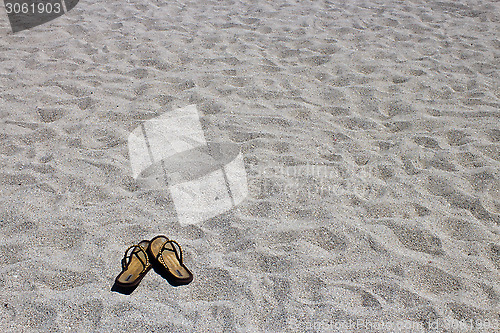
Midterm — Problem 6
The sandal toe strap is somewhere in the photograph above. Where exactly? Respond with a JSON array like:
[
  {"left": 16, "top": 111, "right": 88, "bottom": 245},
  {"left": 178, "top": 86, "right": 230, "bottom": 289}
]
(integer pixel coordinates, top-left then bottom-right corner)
[
  {"left": 157, "top": 240, "right": 183, "bottom": 266},
  {"left": 122, "top": 244, "right": 149, "bottom": 272}
]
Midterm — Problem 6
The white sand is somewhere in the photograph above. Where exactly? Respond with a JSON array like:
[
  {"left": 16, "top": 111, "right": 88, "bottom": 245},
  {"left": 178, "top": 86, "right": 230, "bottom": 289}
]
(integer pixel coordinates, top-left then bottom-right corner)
[{"left": 0, "top": 0, "right": 499, "bottom": 331}]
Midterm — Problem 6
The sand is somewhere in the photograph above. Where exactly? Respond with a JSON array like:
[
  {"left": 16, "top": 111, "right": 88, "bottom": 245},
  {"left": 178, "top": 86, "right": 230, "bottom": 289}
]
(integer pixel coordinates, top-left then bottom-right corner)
[{"left": 0, "top": 0, "right": 499, "bottom": 331}]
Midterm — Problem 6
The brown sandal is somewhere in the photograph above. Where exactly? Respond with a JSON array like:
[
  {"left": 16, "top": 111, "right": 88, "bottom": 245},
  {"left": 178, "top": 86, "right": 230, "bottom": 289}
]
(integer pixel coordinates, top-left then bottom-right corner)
[
  {"left": 148, "top": 235, "right": 193, "bottom": 286},
  {"left": 115, "top": 240, "right": 152, "bottom": 289}
]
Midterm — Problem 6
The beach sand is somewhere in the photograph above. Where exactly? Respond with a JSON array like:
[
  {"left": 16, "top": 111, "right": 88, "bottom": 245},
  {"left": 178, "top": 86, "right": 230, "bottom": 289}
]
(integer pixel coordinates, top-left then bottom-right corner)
[{"left": 0, "top": 0, "right": 499, "bottom": 331}]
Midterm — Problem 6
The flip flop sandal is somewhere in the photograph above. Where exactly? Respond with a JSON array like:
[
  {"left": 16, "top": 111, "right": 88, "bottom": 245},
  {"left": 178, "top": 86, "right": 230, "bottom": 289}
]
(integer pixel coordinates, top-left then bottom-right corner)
[
  {"left": 148, "top": 235, "right": 193, "bottom": 286},
  {"left": 115, "top": 240, "right": 152, "bottom": 289}
]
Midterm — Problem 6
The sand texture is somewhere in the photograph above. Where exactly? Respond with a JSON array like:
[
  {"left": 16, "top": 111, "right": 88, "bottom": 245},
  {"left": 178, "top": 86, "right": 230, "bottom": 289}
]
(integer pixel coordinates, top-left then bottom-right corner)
[{"left": 0, "top": 0, "right": 499, "bottom": 331}]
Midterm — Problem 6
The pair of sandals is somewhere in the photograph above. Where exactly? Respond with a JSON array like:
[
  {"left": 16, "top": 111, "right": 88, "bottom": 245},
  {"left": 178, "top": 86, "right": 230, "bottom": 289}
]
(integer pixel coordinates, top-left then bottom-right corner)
[{"left": 115, "top": 235, "right": 193, "bottom": 290}]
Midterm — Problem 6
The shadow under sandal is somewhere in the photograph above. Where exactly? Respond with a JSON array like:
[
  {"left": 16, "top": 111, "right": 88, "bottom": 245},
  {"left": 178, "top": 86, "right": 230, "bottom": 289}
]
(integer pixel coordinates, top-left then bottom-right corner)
[
  {"left": 148, "top": 236, "right": 193, "bottom": 286},
  {"left": 114, "top": 240, "right": 152, "bottom": 290}
]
